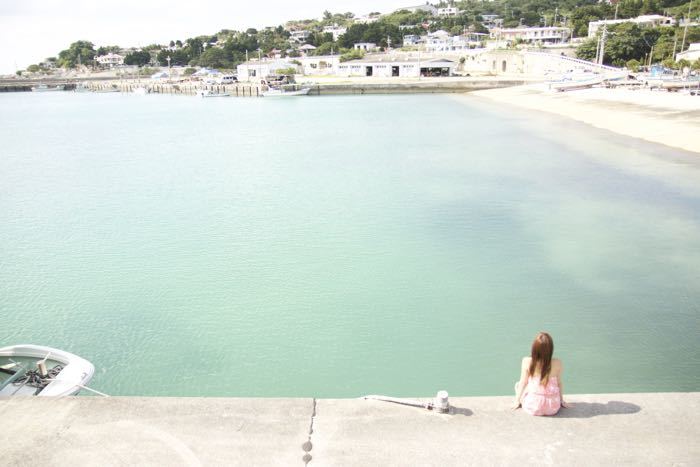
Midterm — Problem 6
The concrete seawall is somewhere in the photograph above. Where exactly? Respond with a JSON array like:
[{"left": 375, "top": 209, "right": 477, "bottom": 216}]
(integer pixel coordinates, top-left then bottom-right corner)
[
  {"left": 314, "top": 79, "right": 530, "bottom": 95},
  {"left": 2, "top": 392, "right": 698, "bottom": 466},
  {"left": 1, "top": 77, "right": 534, "bottom": 96}
]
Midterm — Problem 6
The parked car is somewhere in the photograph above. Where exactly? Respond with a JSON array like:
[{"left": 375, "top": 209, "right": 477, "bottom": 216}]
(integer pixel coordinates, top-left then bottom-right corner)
[{"left": 217, "top": 75, "right": 238, "bottom": 84}]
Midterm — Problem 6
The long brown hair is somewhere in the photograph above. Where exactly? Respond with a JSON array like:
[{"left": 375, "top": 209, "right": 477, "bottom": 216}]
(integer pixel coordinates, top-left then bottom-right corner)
[{"left": 528, "top": 332, "right": 554, "bottom": 385}]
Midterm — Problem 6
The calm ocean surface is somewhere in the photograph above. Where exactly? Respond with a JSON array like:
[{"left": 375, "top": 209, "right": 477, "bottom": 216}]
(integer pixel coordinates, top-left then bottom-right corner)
[{"left": 1, "top": 92, "right": 699, "bottom": 397}]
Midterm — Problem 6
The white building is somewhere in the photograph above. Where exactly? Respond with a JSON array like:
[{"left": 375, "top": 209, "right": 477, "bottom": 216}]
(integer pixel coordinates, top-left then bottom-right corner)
[
  {"left": 489, "top": 27, "right": 571, "bottom": 44},
  {"left": 425, "top": 33, "right": 487, "bottom": 52},
  {"left": 236, "top": 60, "right": 298, "bottom": 81},
  {"left": 587, "top": 15, "right": 675, "bottom": 38},
  {"left": 676, "top": 43, "right": 700, "bottom": 62},
  {"left": 96, "top": 53, "right": 124, "bottom": 67},
  {"left": 289, "top": 30, "right": 312, "bottom": 43},
  {"left": 354, "top": 42, "right": 378, "bottom": 52},
  {"left": 323, "top": 25, "right": 348, "bottom": 41},
  {"left": 299, "top": 55, "right": 340, "bottom": 75},
  {"left": 354, "top": 14, "right": 381, "bottom": 24},
  {"left": 437, "top": 7, "right": 460, "bottom": 17},
  {"left": 336, "top": 57, "right": 455, "bottom": 77},
  {"left": 403, "top": 34, "right": 424, "bottom": 46}
]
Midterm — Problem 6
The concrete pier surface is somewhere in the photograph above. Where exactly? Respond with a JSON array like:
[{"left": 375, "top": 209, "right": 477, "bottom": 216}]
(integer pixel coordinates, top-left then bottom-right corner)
[{"left": 2, "top": 392, "right": 698, "bottom": 466}]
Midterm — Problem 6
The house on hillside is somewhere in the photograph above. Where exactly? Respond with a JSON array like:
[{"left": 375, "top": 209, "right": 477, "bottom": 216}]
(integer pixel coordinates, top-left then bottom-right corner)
[
  {"left": 354, "top": 42, "right": 378, "bottom": 52},
  {"left": 96, "top": 53, "right": 124, "bottom": 67},
  {"left": 489, "top": 27, "right": 571, "bottom": 44},
  {"left": 323, "top": 25, "right": 348, "bottom": 41},
  {"left": 437, "top": 7, "right": 460, "bottom": 17},
  {"left": 289, "top": 30, "right": 312, "bottom": 43},
  {"left": 299, "top": 44, "right": 317, "bottom": 56},
  {"left": 403, "top": 34, "right": 424, "bottom": 46},
  {"left": 587, "top": 15, "right": 675, "bottom": 38}
]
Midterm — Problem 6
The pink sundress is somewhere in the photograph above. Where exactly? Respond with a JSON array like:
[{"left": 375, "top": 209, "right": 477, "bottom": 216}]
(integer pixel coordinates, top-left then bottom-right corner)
[{"left": 522, "top": 375, "right": 561, "bottom": 416}]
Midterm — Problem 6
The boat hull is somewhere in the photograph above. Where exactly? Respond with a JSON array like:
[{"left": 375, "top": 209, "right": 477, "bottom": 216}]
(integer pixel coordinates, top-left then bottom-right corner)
[
  {"left": 262, "top": 88, "right": 310, "bottom": 97},
  {"left": 0, "top": 345, "right": 94, "bottom": 397}
]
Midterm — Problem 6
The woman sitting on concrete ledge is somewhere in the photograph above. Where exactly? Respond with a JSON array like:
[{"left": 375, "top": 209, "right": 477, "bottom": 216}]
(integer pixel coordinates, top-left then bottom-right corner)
[{"left": 512, "top": 331, "right": 570, "bottom": 415}]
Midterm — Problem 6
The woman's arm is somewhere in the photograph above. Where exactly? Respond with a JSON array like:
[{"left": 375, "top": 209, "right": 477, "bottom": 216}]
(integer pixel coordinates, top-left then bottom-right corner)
[
  {"left": 557, "top": 360, "right": 571, "bottom": 408},
  {"left": 512, "top": 357, "right": 530, "bottom": 409}
]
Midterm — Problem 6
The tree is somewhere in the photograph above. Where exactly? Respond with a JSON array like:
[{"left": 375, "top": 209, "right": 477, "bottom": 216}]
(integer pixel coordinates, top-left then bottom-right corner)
[
  {"left": 340, "top": 49, "right": 364, "bottom": 62},
  {"left": 315, "top": 42, "right": 336, "bottom": 55},
  {"left": 198, "top": 47, "right": 232, "bottom": 68},
  {"left": 576, "top": 38, "right": 598, "bottom": 61},
  {"left": 27, "top": 64, "right": 40, "bottom": 73},
  {"left": 57, "top": 40, "right": 96, "bottom": 68},
  {"left": 96, "top": 45, "right": 121, "bottom": 56},
  {"left": 626, "top": 58, "right": 641, "bottom": 71},
  {"left": 604, "top": 23, "right": 655, "bottom": 66},
  {"left": 124, "top": 50, "right": 151, "bottom": 66}
]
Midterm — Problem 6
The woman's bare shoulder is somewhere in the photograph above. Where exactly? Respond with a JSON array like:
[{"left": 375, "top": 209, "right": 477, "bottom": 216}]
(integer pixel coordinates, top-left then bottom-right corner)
[
  {"left": 552, "top": 358, "right": 563, "bottom": 370},
  {"left": 521, "top": 356, "right": 531, "bottom": 367}
]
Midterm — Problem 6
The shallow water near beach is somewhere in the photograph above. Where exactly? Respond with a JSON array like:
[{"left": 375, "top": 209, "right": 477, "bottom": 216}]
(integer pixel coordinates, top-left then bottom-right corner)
[{"left": 1, "top": 92, "right": 699, "bottom": 397}]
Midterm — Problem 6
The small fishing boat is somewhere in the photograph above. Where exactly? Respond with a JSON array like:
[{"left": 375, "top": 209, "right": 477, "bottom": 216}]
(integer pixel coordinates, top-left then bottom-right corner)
[
  {"left": 0, "top": 345, "right": 95, "bottom": 396},
  {"left": 32, "top": 84, "right": 64, "bottom": 92},
  {"left": 261, "top": 87, "right": 310, "bottom": 97},
  {"left": 196, "top": 89, "right": 230, "bottom": 98}
]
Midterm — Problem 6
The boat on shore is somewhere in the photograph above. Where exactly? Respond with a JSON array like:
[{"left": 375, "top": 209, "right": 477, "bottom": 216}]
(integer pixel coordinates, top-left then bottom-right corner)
[{"left": 0, "top": 344, "right": 94, "bottom": 396}]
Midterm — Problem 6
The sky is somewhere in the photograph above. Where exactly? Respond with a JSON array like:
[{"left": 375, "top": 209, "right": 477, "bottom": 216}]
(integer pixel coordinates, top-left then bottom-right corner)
[{"left": 0, "top": 0, "right": 410, "bottom": 75}]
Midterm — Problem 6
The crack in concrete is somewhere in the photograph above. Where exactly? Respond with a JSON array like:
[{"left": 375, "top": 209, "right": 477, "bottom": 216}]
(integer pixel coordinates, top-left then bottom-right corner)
[{"left": 302, "top": 398, "right": 316, "bottom": 466}]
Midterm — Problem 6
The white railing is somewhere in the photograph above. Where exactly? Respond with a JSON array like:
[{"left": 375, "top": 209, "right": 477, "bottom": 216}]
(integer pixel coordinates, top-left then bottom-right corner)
[{"left": 524, "top": 51, "right": 622, "bottom": 72}]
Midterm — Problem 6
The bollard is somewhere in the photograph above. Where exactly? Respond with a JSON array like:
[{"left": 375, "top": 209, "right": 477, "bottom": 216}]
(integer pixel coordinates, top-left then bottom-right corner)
[{"left": 434, "top": 391, "right": 449, "bottom": 413}]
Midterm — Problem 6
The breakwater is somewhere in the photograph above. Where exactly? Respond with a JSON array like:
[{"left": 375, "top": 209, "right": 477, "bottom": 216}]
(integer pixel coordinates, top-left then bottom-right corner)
[
  {"left": 1, "top": 78, "right": 532, "bottom": 96},
  {"left": 2, "top": 393, "right": 698, "bottom": 466}
]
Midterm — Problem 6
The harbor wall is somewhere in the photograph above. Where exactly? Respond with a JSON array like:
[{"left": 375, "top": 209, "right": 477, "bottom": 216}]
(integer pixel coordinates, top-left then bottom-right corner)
[
  {"left": 2, "top": 392, "right": 698, "bottom": 466},
  {"left": 1, "top": 78, "right": 532, "bottom": 96}
]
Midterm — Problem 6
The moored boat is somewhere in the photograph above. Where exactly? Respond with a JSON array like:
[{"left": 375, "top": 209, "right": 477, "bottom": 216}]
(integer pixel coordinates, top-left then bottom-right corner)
[
  {"left": 0, "top": 345, "right": 95, "bottom": 396},
  {"left": 261, "top": 87, "right": 310, "bottom": 97},
  {"left": 196, "top": 89, "right": 230, "bottom": 98},
  {"left": 32, "top": 84, "right": 64, "bottom": 92}
]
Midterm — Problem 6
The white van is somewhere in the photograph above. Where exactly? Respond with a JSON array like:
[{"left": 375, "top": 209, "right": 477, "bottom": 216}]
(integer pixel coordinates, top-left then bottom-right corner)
[{"left": 217, "top": 75, "right": 238, "bottom": 84}]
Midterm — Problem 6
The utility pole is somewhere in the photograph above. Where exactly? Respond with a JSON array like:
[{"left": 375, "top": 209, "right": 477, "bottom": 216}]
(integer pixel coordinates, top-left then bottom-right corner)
[
  {"left": 673, "top": 35, "right": 679, "bottom": 61},
  {"left": 680, "top": 2, "right": 692, "bottom": 55},
  {"left": 598, "top": 24, "right": 608, "bottom": 65}
]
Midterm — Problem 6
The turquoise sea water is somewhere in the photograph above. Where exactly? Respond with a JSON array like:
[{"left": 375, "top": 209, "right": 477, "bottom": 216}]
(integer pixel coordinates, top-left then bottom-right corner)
[{"left": 1, "top": 92, "right": 699, "bottom": 397}]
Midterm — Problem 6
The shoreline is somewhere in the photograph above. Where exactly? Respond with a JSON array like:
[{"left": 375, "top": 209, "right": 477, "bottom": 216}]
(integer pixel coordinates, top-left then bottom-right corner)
[
  {"left": 466, "top": 85, "right": 700, "bottom": 154},
  {"left": 3, "top": 392, "right": 698, "bottom": 465}
]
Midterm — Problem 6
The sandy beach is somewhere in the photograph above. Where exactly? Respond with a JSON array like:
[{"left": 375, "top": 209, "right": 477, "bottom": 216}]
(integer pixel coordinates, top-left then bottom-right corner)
[{"left": 467, "top": 85, "right": 700, "bottom": 154}]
